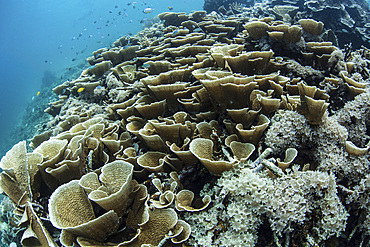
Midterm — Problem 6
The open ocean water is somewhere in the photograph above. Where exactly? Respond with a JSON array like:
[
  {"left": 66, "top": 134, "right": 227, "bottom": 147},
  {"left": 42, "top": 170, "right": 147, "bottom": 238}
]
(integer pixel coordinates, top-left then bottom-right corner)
[
  {"left": 1, "top": 0, "right": 370, "bottom": 246},
  {"left": 0, "top": 0, "right": 204, "bottom": 158}
]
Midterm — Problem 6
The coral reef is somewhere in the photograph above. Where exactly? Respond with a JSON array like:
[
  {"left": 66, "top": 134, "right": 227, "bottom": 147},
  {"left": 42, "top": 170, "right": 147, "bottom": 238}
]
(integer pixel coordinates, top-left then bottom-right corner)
[
  {"left": 203, "top": 0, "right": 370, "bottom": 49},
  {"left": 0, "top": 196, "right": 24, "bottom": 246},
  {"left": 185, "top": 164, "right": 348, "bottom": 246},
  {"left": 203, "top": 0, "right": 257, "bottom": 14},
  {"left": 270, "top": 0, "right": 370, "bottom": 48},
  {"left": 1, "top": 2, "right": 370, "bottom": 247}
]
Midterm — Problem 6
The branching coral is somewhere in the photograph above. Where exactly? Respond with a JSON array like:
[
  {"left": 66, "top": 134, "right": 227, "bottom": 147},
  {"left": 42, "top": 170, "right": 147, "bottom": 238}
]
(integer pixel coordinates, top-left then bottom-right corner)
[{"left": 185, "top": 161, "right": 348, "bottom": 246}]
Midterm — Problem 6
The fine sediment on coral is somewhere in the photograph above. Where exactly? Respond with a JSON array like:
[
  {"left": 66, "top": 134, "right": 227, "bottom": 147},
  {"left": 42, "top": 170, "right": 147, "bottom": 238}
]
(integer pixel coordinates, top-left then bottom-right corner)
[{"left": 1, "top": 2, "right": 370, "bottom": 247}]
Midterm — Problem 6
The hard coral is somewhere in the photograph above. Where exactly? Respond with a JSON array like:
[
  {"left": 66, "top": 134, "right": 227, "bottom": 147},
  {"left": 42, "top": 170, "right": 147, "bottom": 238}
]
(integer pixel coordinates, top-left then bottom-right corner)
[{"left": 2, "top": 2, "right": 370, "bottom": 247}]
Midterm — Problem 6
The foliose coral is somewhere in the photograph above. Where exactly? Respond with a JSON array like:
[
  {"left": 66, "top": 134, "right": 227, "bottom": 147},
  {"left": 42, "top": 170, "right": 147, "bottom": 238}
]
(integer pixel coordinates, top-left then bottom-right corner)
[{"left": 1, "top": 2, "right": 370, "bottom": 247}]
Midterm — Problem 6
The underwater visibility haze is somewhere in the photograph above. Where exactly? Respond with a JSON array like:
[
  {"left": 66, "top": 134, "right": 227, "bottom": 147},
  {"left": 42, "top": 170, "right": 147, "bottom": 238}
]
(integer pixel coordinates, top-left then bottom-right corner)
[
  {"left": 2, "top": 0, "right": 370, "bottom": 246},
  {"left": 0, "top": 0, "right": 203, "bottom": 157}
]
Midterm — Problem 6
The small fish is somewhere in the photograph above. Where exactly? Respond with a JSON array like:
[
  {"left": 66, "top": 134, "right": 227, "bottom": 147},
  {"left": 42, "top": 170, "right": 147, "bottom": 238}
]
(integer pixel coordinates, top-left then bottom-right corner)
[
  {"left": 168, "top": 7, "right": 173, "bottom": 10},
  {"left": 142, "top": 7, "right": 154, "bottom": 14},
  {"left": 109, "top": 10, "right": 112, "bottom": 13},
  {"left": 37, "top": 91, "right": 40, "bottom": 96},
  {"left": 172, "top": 30, "right": 179, "bottom": 36},
  {"left": 77, "top": 87, "right": 85, "bottom": 93},
  {"left": 72, "top": 58, "right": 76, "bottom": 61},
  {"left": 32, "top": 108, "right": 35, "bottom": 113},
  {"left": 115, "top": 5, "right": 119, "bottom": 8},
  {"left": 140, "top": 18, "right": 147, "bottom": 23},
  {"left": 44, "top": 60, "right": 48, "bottom": 63},
  {"left": 142, "top": 63, "right": 150, "bottom": 68}
]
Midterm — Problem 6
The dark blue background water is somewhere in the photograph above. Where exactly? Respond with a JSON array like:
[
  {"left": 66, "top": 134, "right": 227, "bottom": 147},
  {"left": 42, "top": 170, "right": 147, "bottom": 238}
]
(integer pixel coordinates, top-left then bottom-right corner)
[{"left": 0, "top": 0, "right": 203, "bottom": 156}]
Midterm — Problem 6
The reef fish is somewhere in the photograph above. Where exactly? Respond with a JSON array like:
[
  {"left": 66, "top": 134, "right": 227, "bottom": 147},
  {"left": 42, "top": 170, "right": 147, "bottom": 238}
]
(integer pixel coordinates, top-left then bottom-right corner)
[
  {"left": 142, "top": 7, "right": 154, "bottom": 14},
  {"left": 37, "top": 91, "right": 40, "bottom": 96},
  {"left": 172, "top": 30, "right": 179, "bottom": 36},
  {"left": 77, "top": 87, "right": 85, "bottom": 93}
]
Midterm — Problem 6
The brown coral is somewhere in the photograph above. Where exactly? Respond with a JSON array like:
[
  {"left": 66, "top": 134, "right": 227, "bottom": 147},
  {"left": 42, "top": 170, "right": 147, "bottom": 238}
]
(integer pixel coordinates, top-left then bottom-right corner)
[{"left": 1, "top": 6, "right": 368, "bottom": 247}]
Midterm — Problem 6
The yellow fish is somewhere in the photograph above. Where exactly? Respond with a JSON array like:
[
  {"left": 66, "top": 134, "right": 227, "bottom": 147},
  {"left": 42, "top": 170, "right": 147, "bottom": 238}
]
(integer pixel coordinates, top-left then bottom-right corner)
[
  {"left": 77, "top": 87, "right": 85, "bottom": 93},
  {"left": 37, "top": 91, "right": 40, "bottom": 96}
]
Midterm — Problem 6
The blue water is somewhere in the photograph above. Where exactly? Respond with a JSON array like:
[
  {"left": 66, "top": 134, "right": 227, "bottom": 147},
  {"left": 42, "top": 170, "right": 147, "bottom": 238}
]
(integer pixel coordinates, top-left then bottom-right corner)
[{"left": 0, "top": 0, "right": 204, "bottom": 156}]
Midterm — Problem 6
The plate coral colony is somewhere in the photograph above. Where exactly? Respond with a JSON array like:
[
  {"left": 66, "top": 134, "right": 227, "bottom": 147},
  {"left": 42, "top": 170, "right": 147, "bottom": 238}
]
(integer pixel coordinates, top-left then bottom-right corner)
[{"left": 1, "top": 1, "right": 370, "bottom": 246}]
